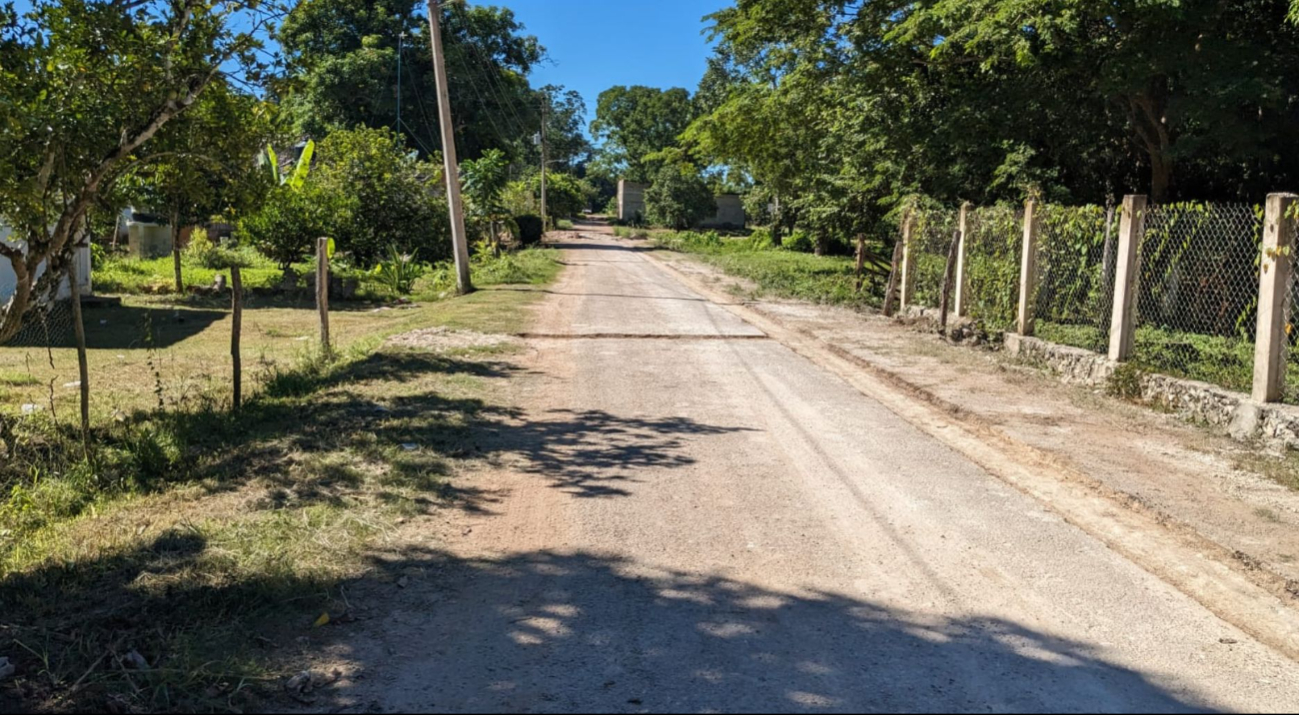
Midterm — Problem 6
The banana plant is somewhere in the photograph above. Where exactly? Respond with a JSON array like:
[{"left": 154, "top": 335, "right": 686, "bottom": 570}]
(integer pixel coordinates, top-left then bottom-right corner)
[{"left": 264, "top": 139, "right": 315, "bottom": 190}]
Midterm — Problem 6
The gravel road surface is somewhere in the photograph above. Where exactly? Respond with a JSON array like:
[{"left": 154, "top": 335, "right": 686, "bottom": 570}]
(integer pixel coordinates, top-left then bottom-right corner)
[{"left": 332, "top": 231, "right": 1299, "bottom": 713}]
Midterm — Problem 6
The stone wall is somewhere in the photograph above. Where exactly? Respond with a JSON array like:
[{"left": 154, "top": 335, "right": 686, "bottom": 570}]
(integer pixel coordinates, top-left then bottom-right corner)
[{"left": 1003, "top": 332, "right": 1299, "bottom": 450}]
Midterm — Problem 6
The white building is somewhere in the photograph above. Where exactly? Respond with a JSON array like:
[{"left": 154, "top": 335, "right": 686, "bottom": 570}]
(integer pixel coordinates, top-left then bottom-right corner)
[{"left": 0, "top": 222, "right": 93, "bottom": 306}]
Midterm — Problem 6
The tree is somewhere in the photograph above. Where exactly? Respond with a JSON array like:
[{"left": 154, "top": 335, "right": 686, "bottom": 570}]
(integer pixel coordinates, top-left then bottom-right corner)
[
  {"left": 277, "top": 0, "right": 543, "bottom": 161},
  {"left": 0, "top": 0, "right": 272, "bottom": 344},
  {"left": 310, "top": 126, "right": 449, "bottom": 266},
  {"left": 115, "top": 83, "right": 274, "bottom": 291},
  {"left": 645, "top": 161, "right": 716, "bottom": 230},
  {"left": 591, "top": 86, "right": 695, "bottom": 183},
  {"left": 461, "top": 148, "right": 511, "bottom": 256}
]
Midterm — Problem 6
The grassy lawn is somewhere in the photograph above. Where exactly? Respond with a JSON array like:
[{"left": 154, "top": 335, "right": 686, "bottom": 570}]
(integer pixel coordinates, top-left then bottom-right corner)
[
  {"left": 0, "top": 250, "right": 560, "bottom": 713},
  {"left": 646, "top": 229, "right": 885, "bottom": 308}
]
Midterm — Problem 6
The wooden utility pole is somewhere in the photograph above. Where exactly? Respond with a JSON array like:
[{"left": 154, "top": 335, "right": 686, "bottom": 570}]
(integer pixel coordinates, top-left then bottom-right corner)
[
  {"left": 425, "top": 0, "right": 473, "bottom": 294},
  {"left": 540, "top": 94, "right": 548, "bottom": 230}
]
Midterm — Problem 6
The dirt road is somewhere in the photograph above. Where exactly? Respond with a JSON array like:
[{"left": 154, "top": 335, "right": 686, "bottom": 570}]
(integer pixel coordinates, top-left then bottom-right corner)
[{"left": 324, "top": 229, "right": 1299, "bottom": 713}]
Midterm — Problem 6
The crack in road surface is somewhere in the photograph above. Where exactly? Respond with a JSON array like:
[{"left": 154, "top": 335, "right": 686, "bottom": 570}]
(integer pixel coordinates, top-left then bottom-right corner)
[{"left": 318, "top": 228, "right": 1299, "bottom": 714}]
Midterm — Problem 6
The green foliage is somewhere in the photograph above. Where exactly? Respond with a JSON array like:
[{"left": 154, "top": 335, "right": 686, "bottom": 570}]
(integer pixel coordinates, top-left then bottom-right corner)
[
  {"left": 0, "top": 0, "right": 271, "bottom": 343},
  {"left": 963, "top": 205, "right": 1023, "bottom": 333},
  {"left": 412, "top": 247, "right": 561, "bottom": 298},
  {"left": 514, "top": 215, "right": 544, "bottom": 246},
  {"left": 782, "top": 230, "right": 814, "bottom": 253},
  {"left": 1107, "top": 363, "right": 1148, "bottom": 401},
  {"left": 555, "top": 219, "right": 575, "bottom": 231},
  {"left": 313, "top": 127, "right": 450, "bottom": 266},
  {"left": 368, "top": 246, "right": 429, "bottom": 297},
  {"left": 591, "top": 85, "right": 696, "bottom": 183},
  {"left": 277, "top": 0, "right": 547, "bottom": 161},
  {"left": 544, "top": 173, "right": 597, "bottom": 220},
  {"left": 239, "top": 184, "right": 335, "bottom": 270},
  {"left": 645, "top": 162, "right": 716, "bottom": 230}
]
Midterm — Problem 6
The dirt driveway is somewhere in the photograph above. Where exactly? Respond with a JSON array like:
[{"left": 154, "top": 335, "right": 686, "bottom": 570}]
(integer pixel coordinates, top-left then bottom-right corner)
[{"left": 302, "top": 226, "right": 1299, "bottom": 713}]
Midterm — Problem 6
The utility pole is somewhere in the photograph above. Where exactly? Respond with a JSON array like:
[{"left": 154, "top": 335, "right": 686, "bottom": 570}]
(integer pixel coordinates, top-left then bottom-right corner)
[
  {"left": 539, "top": 94, "right": 548, "bottom": 230},
  {"left": 425, "top": 0, "right": 473, "bottom": 294},
  {"left": 396, "top": 31, "right": 405, "bottom": 134}
]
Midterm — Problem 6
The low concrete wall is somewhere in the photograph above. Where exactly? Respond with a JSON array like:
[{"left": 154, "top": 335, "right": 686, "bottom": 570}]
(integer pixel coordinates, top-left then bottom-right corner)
[
  {"left": 700, "top": 194, "right": 746, "bottom": 229},
  {"left": 1004, "top": 333, "right": 1299, "bottom": 450}
]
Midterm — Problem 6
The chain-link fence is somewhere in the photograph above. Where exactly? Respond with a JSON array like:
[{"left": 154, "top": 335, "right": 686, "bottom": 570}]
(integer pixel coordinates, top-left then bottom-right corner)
[
  {"left": 1133, "top": 202, "right": 1263, "bottom": 394},
  {"left": 1284, "top": 212, "right": 1299, "bottom": 404},
  {"left": 909, "top": 208, "right": 959, "bottom": 308},
  {"left": 962, "top": 205, "right": 1022, "bottom": 333},
  {"left": 1032, "top": 204, "right": 1118, "bottom": 353}
]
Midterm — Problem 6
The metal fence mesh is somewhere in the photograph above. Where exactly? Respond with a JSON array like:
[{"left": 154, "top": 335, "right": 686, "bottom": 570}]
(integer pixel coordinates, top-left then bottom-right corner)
[
  {"left": 962, "top": 205, "right": 1021, "bottom": 332},
  {"left": 909, "top": 208, "right": 959, "bottom": 308},
  {"left": 1134, "top": 202, "right": 1263, "bottom": 394},
  {"left": 1032, "top": 204, "right": 1118, "bottom": 353},
  {"left": 1284, "top": 213, "right": 1299, "bottom": 404}
]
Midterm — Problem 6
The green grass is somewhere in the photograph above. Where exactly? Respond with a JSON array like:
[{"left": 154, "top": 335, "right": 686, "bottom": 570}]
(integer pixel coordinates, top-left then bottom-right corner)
[
  {"left": 653, "top": 230, "right": 885, "bottom": 308},
  {"left": 0, "top": 250, "right": 562, "bottom": 712},
  {"left": 555, "top": 219, "right": 574, "bottom": 231},
  {"left": 95, "top": 253, "right": 287, "bottom": 294}
]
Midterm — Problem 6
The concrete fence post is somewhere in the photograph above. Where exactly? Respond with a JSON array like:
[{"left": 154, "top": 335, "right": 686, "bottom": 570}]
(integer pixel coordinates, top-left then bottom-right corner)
[
  {"left": 900, "top": 212, "right": 917, "bottom": 309},
  {"left": 954, "top": 202, "right": 972, "bottom": 317},
  {"left": 1252, "top": 193, "right": 1298, "bottom": 403},
  {"left": 1108, "top": 195, "right": 1147, "bottom": 362},
  {"left": 1017, "top": 200, "right": 1040, "bottom": 336}
]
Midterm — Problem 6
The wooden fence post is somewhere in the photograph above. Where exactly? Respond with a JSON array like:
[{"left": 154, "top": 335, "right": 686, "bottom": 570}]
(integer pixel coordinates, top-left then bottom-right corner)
[
  {"left": 899, "top": 212, "right": 917, "bottom": 310},
  {"left": 854, "top": 234, "right": 867, "bottom": 293},
  {"left": 231, "top": 266, "right": 243, "bottom": 411},
  {"left": 317, "top": 237, "right": 332, "bottom": 358},
  {"left": 66, "top": 236, "right": 91, "bottom": 452},
  {"left": 1017, "top": 200, "right": 1040, "bottom": 336},
  {"left": 954, "top": 202, "right": 972, "bottom": 317},
  {"left": 882, "top": 240, "right": 904, "bottom": 317},
  {"left": 1108, "top": 195, "right": 1147, "bottom": 361},
  {"left": 1252, "top": 193, "right": 1298, "bottom": 402},
  {"left": 939, "top": 229, "right": 961, "bottom": 334}
]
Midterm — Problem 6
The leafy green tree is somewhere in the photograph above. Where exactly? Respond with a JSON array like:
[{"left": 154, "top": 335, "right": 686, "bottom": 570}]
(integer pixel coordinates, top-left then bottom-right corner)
[
  {"left": 0, "top": 0, "right": 272, "bottom": 343},
  {"left": 115, "top": 83, "right": 274, "bottom": 291},
  {"left": 311, "top": 126, "right": 449, "bottom": 266},
  {"left": 239, "top": 183, "right": 334, "bottom": 271},
  {"left": 645, "top": 161, "right": 716, "bottom": 230},
  {"left": 461, "top": 148, "right": 512, "bottom": 256},
  {"left": 277, "top": 0, "right": 543, "bottom": 161},
  {"left": 591, "top": 86, "right": 695, "bottom": 183}
]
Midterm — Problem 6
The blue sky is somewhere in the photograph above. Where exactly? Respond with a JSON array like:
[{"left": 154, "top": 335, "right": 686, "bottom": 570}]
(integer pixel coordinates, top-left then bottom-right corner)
[
  {"left": 502, "top": 0, "right": 727, "bottom": 130},
  {"left": 8, "top": 0, "right": 725, "bottom": 132}
]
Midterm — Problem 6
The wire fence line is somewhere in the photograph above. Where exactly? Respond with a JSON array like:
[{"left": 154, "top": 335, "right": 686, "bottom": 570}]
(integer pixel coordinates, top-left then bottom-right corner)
[
  {"left": 1134, "top": 202, "right": 1263, "bottom": 395},
  {"left": 898, "top": 196, "right": 1299, "bottom": 404},
  {"left": 908, "top": 208, "right": 959, "bottom": 309},
  {"left": 962, "top": 205, "right": 1021, "bottom": 333},
  {"left": 1033, "top": 204, "right": 1118, "bottom": 354}
]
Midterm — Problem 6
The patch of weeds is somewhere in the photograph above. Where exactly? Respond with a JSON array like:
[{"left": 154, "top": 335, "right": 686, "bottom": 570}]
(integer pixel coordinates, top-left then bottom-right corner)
[
  {"left": 1234, "top": 449, "right": 1299, "bottom": 492},
  {"left": 1254, "top": 507, "right": 1284, "bottom": 524},
  {"left": 1107, "top": 362, "right": 1147, "bottom": 401}
]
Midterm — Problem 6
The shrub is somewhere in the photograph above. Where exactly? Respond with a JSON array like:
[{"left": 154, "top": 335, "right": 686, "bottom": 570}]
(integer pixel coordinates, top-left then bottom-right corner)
[
  {"left": 368, "top": 245, "right": 428, "bottom": 296},
  {"left": 515, "top": 215, "right": 544, "bottom": 246},
  {"left": 184, "top": 227, "right": 217, "bottom": 265},
  {"left": 313, "top": 127, "right": 450, "bottom": 266},
  {"left": 556, "top": 219, "right": 574, "bottom": 231},
  {"left": 239, "top": 184, "right": 332, "bottom": 269},
  {"left": 782, "top": 230, "right": 815, "bottom": 253},
  {"left": 645, "top": 162, "right": 716, "bottom": 230}
]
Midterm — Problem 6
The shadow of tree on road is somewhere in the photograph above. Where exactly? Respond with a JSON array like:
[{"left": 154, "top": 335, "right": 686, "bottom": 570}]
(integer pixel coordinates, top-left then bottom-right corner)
[{"left": 314, "top": 548, "right": 1212, "bottom": 714}]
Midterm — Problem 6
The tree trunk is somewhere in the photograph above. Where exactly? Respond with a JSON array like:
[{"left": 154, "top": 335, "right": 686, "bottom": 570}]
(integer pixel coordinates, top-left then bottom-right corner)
[
  {"left": 1149, "top": 155, "right": 1172, "bottom": 204},
  {"left": 231, "top": 266, "right": 243, "bottom": 411},
  {"left": 771, "top": 194, "right": 783, "bottom": 247},
  {"left": 854, "top": 234, "right": 867, "bottom": 292},
  {"left": 171, "top": 209, "right": 183, "bottom": 294}
]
